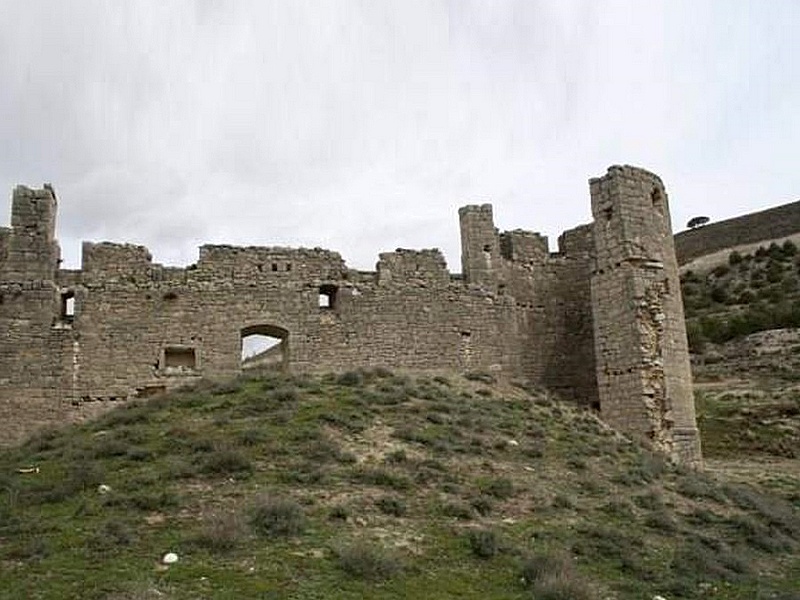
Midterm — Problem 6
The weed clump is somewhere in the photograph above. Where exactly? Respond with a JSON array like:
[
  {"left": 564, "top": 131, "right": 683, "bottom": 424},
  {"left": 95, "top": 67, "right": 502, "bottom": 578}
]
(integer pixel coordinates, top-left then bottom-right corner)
[
  {"left": 250, "top": 495, "right": 305, "bottom": 538},
  {"left": 375, "top": 496, "right": 406, "bottom": 517},
  {"left": 336, "top": 371, "right": 363, "bottom": 387},
  {"left": 467, "top": 528, "right": 499, "bottom": 558},
  {"left": 521, "top": 552, "right": 593, "bottom": 600},
  {"left": 464, "top": 371, "right": 496, "bottom": 384},
  {"left": 199, "top": 448, "right": 253, "bottom": 476},
  {"left": 194, "top": 511, "right": 244, "bottom": 553},
  {"left": 479, "top": 476, "right": 515, "bottom": 500},
  {"left": 334, "top": 540, "right": 403, "bottom": 580},
  {"left": 351, "top": 467, "right": 412, "bottom": 491}
]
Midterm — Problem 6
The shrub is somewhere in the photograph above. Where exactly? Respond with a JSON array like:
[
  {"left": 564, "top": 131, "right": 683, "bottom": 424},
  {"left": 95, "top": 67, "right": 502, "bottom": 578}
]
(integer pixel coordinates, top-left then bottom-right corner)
[
  {"left": 644, "top": 509, "right": 678, "bottom": 533},
  {"left": 470, "top": 495, "right": 494, "bottom": 516},
  {"left": 712, "top": 264, "right": 730, "bottom": 278},
  {"left": 375, "top": 496, "right": 406, "bottom": 517},
  {"left": 194, "top": 511, "right": 244, "bottom": 553},
  {"left": 384, "top": 449, "right": 407, "bottom": 464},
  {"left": 127, "top": 489, "right": 179, "bottom": 512},
  {"left": 669, "top": 540, "right": 750, "bottom": 584},
  {"left": 269, "top": 385, "right": 300, "bottom": 403},
  {"left": 328, "top": 505, "right": 350, "bottom": 521},
  {"left": 351, "top": 467, "right": 412, "bottom": 490},
  {"left": 676, "top": 473, "right": 725, "bottom": 502},
  {"left": 710, "top": 285, "right": 728, "bottom": 304},
  {"left": 200, "top": 448, "right": 253, "bottom": 476},
  {"left": 29, "top": 462, "right": 105, "bottom": 504},
  {"left": 336, "top": 371, "right": 363, "bottom": 386},
  {"left": 467, "top": 528, "right": 499, "bottom": 558},
  {"left": 464, "top": 371, "right": 496, "bottom": 384},
  {"left": 238, "top": 428, "right": 266, "bottom": 446},
  {"left": 766, "top": 260, "right": 785, "bottom": 283},
  {"left": 480, "top": 477, "right": 515, "bottom": 500},
  {"left": 728, "top": 250, "right": 743, "bottom": 265},
  {"left": 441, "top": 501, "right": 474, "bottom": 520},
  {"left": 768, "top": 242, "right": 786, "bottom": 261},
  {"left": 86, "top": 520, "right": 135, "bottom": 553},
  {"left": 521, "top": 552, "right": 593, "bottom": 600},
  {"left": 334, "top": 540, "right": 402, "bottom": 580},
  {"left": 250, "top": 495, "right": 305, "bottom": 538}
]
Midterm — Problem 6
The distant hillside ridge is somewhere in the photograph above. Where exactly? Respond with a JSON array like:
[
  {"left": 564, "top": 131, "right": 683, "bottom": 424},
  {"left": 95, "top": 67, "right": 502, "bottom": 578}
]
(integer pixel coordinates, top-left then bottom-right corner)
[{"left": 675, "top": 199, "right": 800, "bottom": 265}]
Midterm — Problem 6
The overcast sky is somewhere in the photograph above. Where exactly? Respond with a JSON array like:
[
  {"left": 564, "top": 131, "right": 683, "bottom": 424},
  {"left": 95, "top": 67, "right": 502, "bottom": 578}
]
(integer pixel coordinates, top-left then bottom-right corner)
[{"left": 1, "top": 1, "right": 798, "bottom": 271}]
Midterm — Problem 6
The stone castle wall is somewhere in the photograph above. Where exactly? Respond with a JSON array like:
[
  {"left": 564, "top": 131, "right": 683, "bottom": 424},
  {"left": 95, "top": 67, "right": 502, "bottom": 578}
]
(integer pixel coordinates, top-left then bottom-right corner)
[
  {"left": 675, "top": 199, "right": 800, "bottom": 265},
  {"left": 0, "top": 167, "right": 701, "bottom": 466}
]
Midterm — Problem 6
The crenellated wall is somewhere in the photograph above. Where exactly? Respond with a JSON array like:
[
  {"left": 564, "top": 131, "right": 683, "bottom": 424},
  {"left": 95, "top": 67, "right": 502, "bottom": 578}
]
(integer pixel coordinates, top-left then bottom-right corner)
[{"left": 0, "top": 167, "right": 701, "bottom": 467}]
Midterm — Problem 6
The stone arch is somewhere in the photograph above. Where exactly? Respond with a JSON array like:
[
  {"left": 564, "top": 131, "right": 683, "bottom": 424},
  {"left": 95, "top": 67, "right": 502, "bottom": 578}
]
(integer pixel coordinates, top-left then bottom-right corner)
[{"left": 240, "top": 323, "right": 289, "bottom": 371}]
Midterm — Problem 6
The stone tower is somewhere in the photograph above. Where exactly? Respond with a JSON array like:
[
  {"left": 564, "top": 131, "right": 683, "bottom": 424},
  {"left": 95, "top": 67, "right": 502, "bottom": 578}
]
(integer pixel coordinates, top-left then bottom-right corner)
[
  {"left": 590, "top": 165, "right": 702, "bottom": 467},
  {"left": 2, "top": 184, "right": 60, "bottom": 281},
  {"left": 0, "top": 185, "right": 71, "bottom": 442},
  {"left": 458, "top": 204, "right": 500, "bottom": 286}
]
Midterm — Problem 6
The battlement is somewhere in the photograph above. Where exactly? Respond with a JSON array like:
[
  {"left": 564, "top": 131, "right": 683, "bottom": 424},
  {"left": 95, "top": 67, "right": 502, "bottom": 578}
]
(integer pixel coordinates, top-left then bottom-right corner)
[{"left": 0, "top": 168, "right": 701, "bottom": 467}]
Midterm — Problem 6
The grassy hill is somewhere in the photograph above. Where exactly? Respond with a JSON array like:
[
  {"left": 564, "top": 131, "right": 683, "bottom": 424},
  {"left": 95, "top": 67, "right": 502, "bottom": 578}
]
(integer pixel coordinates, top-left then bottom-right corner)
[
  {"left": 681, "top": 240, "right": 800, "bottom": 471},
  {"left": 1, "top": 369, "right": 798, "bottom": 599},
  {"left": 682, "top": 240, "right": 800, "bottom": 351}
]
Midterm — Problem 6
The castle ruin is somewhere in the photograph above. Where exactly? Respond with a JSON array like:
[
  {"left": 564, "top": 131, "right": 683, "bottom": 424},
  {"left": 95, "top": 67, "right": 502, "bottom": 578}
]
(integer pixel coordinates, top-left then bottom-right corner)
[{"left": 0, "top": 165, "right": 701, "bottom": 466}]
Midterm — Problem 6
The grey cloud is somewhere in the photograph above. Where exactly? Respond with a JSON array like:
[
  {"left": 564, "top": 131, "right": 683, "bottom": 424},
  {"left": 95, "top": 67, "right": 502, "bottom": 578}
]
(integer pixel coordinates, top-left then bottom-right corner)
[{"left": 1, "top": 1, "right": 798, "bottom": 271}]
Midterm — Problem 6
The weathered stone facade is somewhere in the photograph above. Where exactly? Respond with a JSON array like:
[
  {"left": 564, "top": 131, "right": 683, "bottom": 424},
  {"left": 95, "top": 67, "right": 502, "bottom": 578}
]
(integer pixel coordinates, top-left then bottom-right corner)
[{"left": 0, "top": 165, "right": 701, "bottom": 466}]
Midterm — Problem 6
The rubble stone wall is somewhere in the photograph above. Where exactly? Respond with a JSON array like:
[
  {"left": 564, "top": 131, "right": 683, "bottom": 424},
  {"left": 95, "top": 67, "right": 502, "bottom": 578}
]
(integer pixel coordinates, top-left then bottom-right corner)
[{"left": 0, "top": 167, "right": 701, "bottom": 467}]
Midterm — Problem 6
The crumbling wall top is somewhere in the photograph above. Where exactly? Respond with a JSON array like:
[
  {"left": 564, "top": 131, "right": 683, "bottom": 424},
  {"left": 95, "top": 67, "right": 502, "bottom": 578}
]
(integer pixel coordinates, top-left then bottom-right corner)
[
  {"left": 376, "top": 248, "right": 449, "bottom": 286},
  {"left": 557, "top": 223, "right": 593, "bottom": 257},
  {"left": 81, "top": 241, "right": 154, "bottom": 283},
  {"left": 499, "top": 229, "right": 548, "bottom": 263}
]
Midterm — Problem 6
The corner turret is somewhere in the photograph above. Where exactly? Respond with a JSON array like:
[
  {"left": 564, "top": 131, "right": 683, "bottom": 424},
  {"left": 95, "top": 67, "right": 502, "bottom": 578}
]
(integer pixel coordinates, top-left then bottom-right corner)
[{"left": 590, "top": 165, "right": 701, "bottom": 467}]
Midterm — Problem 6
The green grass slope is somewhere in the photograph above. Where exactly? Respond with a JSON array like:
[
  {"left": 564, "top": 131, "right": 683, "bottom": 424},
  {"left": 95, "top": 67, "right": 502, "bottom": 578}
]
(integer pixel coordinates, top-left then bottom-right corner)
[
  {"left": 682, "top": 240, "right": 800, "bottom": 350},
  {"left": 1, "top": 370, "right": 799, "bottom": 599}
]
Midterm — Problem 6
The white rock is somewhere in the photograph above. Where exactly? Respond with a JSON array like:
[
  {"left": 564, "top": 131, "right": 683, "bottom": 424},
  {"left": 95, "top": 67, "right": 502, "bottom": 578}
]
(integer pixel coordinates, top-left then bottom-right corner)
[
  {"left": 161, "top": 552, "right": 179, "bottom": 564},
  {"left": 97, "top": 484, "right": 112, "bottom": 494},
  {"left": 507, "top": 439, "right": 519, "bottom": 446}
]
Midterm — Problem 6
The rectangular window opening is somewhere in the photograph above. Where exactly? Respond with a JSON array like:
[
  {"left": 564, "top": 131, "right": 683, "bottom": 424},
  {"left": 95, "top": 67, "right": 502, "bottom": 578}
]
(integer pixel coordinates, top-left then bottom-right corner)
[
  {"left": 318, "top": 285, "right": 337, "bottom": 309},
  {"left": 61, "top": 292, "right": 75, "bottom": 322},
  {"left": 163, "top": 347, "right": 197, "bottom": 370}
]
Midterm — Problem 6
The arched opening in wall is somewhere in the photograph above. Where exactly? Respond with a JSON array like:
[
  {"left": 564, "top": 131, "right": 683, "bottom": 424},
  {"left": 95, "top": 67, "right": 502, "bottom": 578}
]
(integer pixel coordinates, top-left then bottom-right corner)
[{"left": 241, "top": 324, "right": 289, "bottom": 371}]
